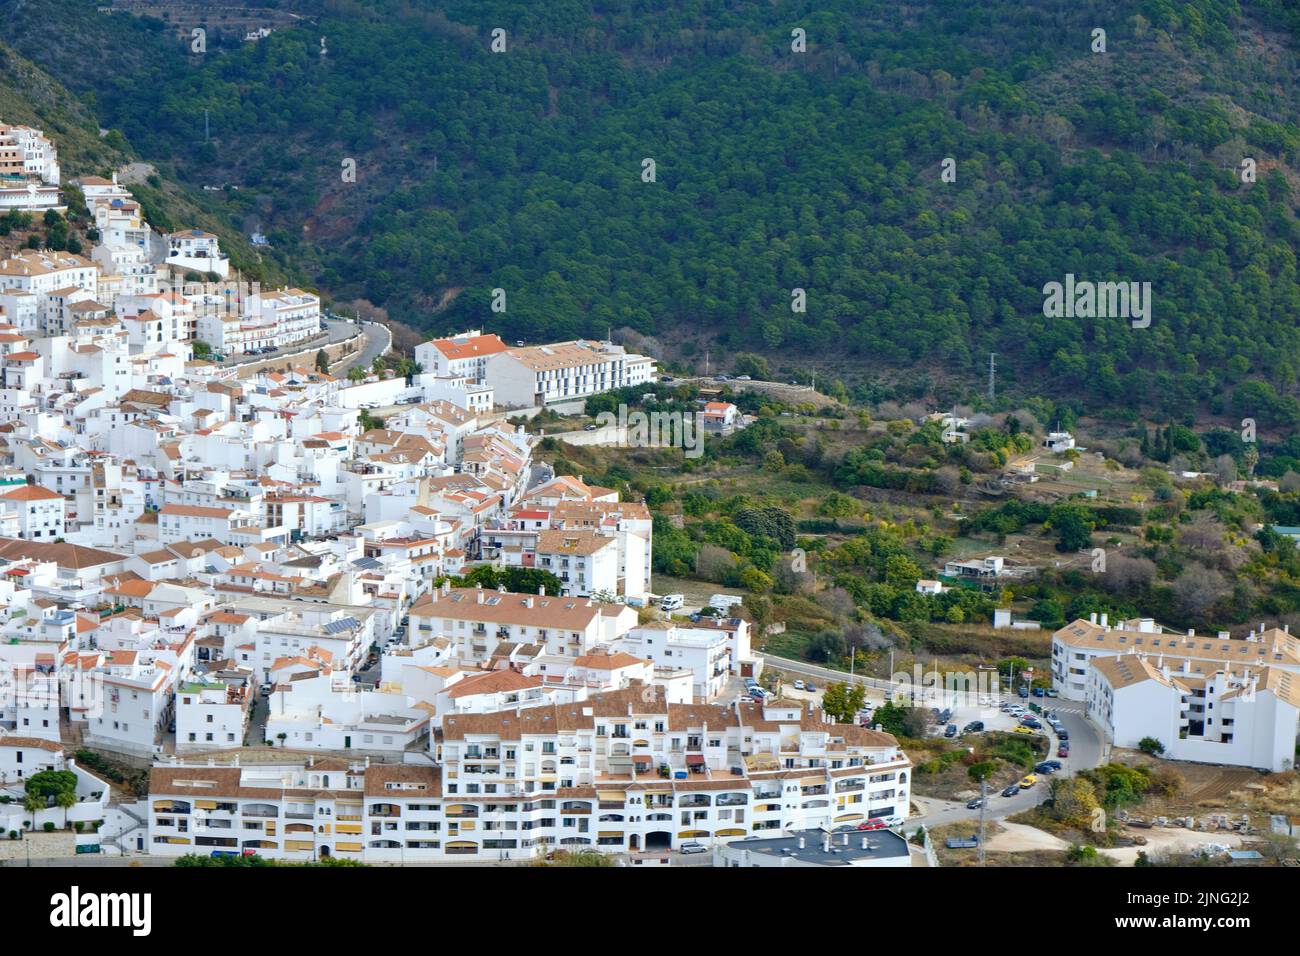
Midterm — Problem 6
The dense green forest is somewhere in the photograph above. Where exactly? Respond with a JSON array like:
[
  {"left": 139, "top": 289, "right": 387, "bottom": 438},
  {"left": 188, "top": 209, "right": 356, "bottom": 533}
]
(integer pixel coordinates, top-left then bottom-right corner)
[{"left": 6, "top": 0, "right": 1300, "bottom": 416}]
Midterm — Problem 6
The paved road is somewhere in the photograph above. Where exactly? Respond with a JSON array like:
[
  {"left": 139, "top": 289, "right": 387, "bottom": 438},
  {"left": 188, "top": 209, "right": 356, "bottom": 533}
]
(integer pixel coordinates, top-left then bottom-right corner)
[
  {"left": 335, "top": 319, "right": 392, "bottom": 374},
  {"left": 907, "top": 703, "right": 1103, "bottom": 831}
]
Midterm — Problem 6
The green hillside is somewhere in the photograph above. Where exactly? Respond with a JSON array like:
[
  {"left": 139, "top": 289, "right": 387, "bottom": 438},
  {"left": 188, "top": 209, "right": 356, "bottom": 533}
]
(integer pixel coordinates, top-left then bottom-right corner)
[{"left": 5, "top": 0, "right": 1300, "bottom": 421}]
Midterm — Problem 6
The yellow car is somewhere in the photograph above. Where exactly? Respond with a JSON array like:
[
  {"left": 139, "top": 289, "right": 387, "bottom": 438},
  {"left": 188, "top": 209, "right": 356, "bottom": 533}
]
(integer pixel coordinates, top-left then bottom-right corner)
[
  {"left": 1012, "top": 725, "right": 1035, "bottom": 735},
  {"left": 1019, "top": 774, "right": 1038, "bottom": 789}
]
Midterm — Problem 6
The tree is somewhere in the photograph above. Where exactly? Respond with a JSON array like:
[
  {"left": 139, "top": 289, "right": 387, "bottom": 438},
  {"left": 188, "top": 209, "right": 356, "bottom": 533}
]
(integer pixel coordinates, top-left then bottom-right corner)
[
  {"left": 1137, "top": 736, "right": 1165, "bottom": 755},
  {"left": 967, "top": 761, "right": 997, "bottom": 782},
  {"left": 1171, "top": 565, "right": 1228, "bottom": 619},
  {"left": 820, "top": 681, "right": 866, "bottom": 722},
  {"left": 1049, "top": 776, "right": 1101, "bottom": 828},
  {"left": 315, "top": 349, "right": 330, "bottom": 373},
  {"left": 347, "top": 366, "right": 366, "bottom": 383},
  {"left": 732, "top": 353, "right": 771, "bottom": 379},
  {"left": 1048, "top": 503, "right": 1096, "bottom": 552},
  {"left": 55, "top": 789, "right": 77, "bottom": 828},
  {"left": 23, "top": 791, "right": 44, "bottom": 820}
]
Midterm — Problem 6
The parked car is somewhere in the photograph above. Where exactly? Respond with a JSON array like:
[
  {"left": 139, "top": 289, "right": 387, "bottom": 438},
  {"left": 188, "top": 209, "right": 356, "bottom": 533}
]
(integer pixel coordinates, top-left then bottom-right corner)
[
  {"left": 678, "top": 841, "right": 708, "bottom": 855},
  {"left": 1019, "top": 717, "right": 1041, "bottom": 729},
  {"left": 660, "top": 594, "right": 684, "bottom": 611},
  {"left": 857, "top": 819, "right": 887, "bottom": 831},
  {"left": 1058, "top": 744, "right": 1070, "bottom": 758},
  {"left": 944, "top": 724, "right": 958, "bottom": 738},
  {"left": 1002, "top": 784, "right": 1021, "bottom": 797},
  {"left": 1057, "top": 729, "right": 1069, "bottom": 741},
  {"left": 966, "top": 797, "right": 986, "bottom": 810},
  {"left": 735, "top": 375, "right": 751, "bottom": 381},
  {"left": 1032, "top": 687, "right": 1046, "bottom": 697},
  {"left": 1045, "top": 688, "right": 1059, "bottom": 697},
  {"left": 1018, "top": 687, "right": 1029, "bottom": 698},
  {"left": 1018, "top": 774, "right": 1038, "bottom": 789},
  {"left": 793, "top": 680, "right": 806, "bottom": 691},
  {"left": 962, "top": 721, "right": 985, "bottom": 733},
  {"left": 583, "top": 423, "right": 598, "bottom": 431},
  {"left": 1034, "top": 762, "right": 1057, "bottom": 775},
  {"left": 1012, "top": 726, "right": 1034, "bottom": 735},
  {"left": 1043, "top": 760, "right": 1063, "bottom": 770},
  {"left": 805, "top": 683, "right": 816, "bottom": 693}
]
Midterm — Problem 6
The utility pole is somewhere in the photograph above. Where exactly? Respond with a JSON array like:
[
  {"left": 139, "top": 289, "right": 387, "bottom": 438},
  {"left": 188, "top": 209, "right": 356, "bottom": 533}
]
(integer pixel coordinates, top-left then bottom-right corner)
[{"left": 978, "top": 776, "right": 987, "bottom": 867}]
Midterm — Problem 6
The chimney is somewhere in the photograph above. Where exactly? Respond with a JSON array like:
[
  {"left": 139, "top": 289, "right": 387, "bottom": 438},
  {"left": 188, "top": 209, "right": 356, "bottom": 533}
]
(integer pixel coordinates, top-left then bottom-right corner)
[
  {"left": 524, "top": 597, "right": 533, "bottom": 609},
  {"left": 1100, "top": 613, "right": 1108, "bottom": 628},
  {"left": 538, "top": 585, "right": 545, "bottom": 596},
  {"left": 1089, "top": 612, "right": 1097, "bottom": 625},
  {"left": 477, "top": 590, "right": 484, "bottom": 605},
  {"left": 822, "top": 831, "right": 831, "bottom": 853},
  {"left": 841, "top": 833, "right": 849, "bottom": 847},
  {"left": 798, "top": 836, "right": 805, "bottom": 849},
  {"left": 1187, "top": 628, "right": 1194, "bottom": 638}
]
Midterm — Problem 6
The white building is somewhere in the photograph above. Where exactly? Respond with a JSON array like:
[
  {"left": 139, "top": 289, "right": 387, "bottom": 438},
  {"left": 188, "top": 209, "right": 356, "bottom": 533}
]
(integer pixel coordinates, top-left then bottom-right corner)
[
  {"left": 1055, "top": 616, "right": 1300, "bottom": 772},
  {"left": 165, "top": 229, "right": 230, "bottom": 279},
  {"left": 484, "top": 339, "right": 656, "bottom": 409},
  {"left": 175, "top": 675, "right": 252, "bottom": 753},
  {"left": 414, "top": 330, "right": 507, "bottom": 383},
  {"left": 146, "top": 686, "right": 911, "bottom": 862},
  {"left": 1, "top": 483, "right": 66, "bottom": 540}
]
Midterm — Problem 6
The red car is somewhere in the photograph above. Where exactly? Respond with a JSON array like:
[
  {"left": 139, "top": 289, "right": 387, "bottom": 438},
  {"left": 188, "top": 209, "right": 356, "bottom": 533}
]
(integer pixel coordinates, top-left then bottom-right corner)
[
  {"left": 857, "top": 820, "right": 887, "bottom": 831},
  {"left": 1058, "top": 745, "right": 1070, "bottom": 758}
]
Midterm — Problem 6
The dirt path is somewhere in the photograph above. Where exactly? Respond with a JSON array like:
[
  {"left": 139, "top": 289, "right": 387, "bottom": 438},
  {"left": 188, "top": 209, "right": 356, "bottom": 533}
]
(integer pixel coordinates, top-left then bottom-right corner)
[{"left": 982, "top": 822, "right": 1070, "bottom": 853}]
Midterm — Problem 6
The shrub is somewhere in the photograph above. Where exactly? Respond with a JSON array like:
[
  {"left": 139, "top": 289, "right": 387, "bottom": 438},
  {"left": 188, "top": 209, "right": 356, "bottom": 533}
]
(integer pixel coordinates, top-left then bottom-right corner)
[
  {"left": 43, "top": 822, "right": 55, "bottom": 832},
  {"left": 1138, "top": 736, "right": 1165, "bottom": 755}
]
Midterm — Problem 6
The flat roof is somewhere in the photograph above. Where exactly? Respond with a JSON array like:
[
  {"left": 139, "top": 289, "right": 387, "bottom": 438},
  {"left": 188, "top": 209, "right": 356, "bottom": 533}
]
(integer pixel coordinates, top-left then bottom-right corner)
[{"left": 725, "top": 827, "right": 911, "bottom": 866}]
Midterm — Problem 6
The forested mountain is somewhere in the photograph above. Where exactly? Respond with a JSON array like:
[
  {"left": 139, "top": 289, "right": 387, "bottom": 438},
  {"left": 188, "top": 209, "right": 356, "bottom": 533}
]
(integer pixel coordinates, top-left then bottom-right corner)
[{"left": 7, "top": 0, "right": 1300, "bottom": 419}]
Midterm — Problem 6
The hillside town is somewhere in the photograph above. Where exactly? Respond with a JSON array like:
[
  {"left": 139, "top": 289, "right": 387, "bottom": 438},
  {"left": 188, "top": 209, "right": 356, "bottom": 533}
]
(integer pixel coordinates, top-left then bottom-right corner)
[
  {"left": 1, "top": 117, "right": 1297, "bottom": 880},
  {"left": 0, "top": 121, "right": 921, "bottom": 867}
]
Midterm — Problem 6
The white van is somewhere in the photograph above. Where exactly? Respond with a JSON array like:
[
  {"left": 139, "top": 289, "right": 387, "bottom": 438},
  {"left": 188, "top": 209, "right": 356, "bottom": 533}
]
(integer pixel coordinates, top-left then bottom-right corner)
[
  {"left": 660, "top": 593, "right": 685, "bottom": 611},
  {"left": 708, "top": 594, "right": 744, "bottom": 613}
]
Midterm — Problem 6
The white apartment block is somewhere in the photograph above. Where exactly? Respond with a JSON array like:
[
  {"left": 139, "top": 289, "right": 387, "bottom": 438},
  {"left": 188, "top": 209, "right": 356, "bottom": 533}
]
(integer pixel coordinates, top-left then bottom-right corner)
[
  {"left": 1086, "top": 655, "right": 1299, "bottom": 772},
  {"left": 414, "top": 330, "right": 508, "bottom": 383},
  {"left": 484, "top": 339, "right": 656, "bottom": 409},
  {"left": 146, "top": 686, "right": 910, "bottom": 862},
  {"left": 0, "top": 123, "right": 60, "bottom": 184},
  {"left": 1054, "top": 615, "right": 1300, "bottom": 771},
  {"left": 0, "top": 123, "right": 61, "bottom": 213},
  {"left": 407, "top": 584, "right": 638, "bottom": 663}
]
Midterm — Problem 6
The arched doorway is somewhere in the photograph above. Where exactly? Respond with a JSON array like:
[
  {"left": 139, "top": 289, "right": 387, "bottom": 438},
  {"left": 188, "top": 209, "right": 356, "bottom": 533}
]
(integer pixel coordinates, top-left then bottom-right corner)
[
  {"left": 645, "top": 830, "right": 671, "bottom": 850},
  {"left": 629, "top": 834, "right": 640, "bottom": 851},
  {"left": 319, "top": 846, "right": 331, "bottom": 859}
]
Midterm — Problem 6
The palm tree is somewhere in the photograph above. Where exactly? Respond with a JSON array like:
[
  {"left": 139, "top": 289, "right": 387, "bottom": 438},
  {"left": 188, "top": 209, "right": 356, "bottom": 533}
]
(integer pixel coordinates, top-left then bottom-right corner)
[
  {"left": 22, "top": 790, "right": 44, "bottom": 827},
  {"left": 56, "top": 789, "right": 77, "bottom": 828}
]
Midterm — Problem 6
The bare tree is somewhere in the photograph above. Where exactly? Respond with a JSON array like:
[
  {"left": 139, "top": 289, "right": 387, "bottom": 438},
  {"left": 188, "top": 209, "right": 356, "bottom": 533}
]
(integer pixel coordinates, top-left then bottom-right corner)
[
  {"left": 1172, "top": 565, "right": 1228, "bottom": 620},
  {"left": 1102, "top": 553, "right": 1157, "bottom": 593}
]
